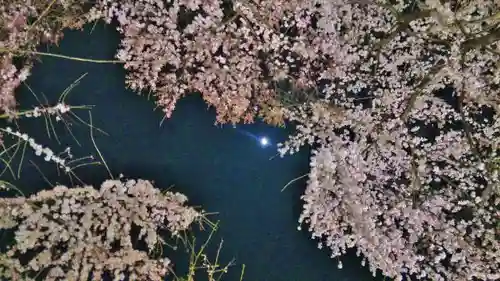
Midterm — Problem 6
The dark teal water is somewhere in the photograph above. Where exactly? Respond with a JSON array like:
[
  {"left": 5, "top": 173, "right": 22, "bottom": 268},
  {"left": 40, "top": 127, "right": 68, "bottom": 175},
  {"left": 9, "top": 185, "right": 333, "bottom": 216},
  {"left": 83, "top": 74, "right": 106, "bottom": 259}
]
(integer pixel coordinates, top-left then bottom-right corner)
[{"left": 5, "top": 23, "right": 380, "bottom": 281}]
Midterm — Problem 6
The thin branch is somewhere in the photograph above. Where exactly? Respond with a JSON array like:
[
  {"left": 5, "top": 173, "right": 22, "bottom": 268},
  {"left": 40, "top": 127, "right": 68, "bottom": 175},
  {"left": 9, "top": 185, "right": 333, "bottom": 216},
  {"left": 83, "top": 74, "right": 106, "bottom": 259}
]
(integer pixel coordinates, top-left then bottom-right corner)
[
  {"left": 89, "top": 112, "right": 113, "bottom": 179},
  {"left": 29, "top": 160, "right": 53, "bottom": 188},
  {"left": 281, "top": 173, "right": 308, "bottom": 191},
  {"left": 28, "top": 0, "right": 58, "bottom": 31},
  {"left": 0, "top": 48, "right": 124, "bottom": 64}
]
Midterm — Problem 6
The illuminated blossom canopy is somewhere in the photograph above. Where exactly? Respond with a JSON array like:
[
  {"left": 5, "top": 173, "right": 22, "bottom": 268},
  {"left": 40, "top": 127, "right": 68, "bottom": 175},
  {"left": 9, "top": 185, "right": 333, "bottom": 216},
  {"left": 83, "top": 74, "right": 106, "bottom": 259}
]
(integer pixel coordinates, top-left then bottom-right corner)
[{"left": 0, "top": 0, "right": 498, "bottom": 280}]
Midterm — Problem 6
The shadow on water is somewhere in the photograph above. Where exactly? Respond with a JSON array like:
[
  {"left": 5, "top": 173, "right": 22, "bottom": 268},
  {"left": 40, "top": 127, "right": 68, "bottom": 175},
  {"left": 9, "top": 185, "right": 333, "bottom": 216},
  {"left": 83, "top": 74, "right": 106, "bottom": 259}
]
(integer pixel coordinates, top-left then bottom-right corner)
[{"left": 3, "top": 23, "right": 380, "bottom": 281}]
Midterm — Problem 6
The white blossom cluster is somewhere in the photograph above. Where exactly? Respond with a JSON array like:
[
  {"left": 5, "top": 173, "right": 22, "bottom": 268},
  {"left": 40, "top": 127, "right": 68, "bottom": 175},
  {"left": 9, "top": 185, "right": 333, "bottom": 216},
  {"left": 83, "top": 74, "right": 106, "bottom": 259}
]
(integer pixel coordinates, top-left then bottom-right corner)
[
  {"left": 0, "top": 54, "right": 31, "bottom": 118},
  {"left": 23, "top": 103, "right": 71, "bottom": 118},
  {"left": 276, "top": 0, "right": 500, "bottom": 280},
  {"left": 0, "top": 179, "right": 201, "bottom": 281},
  {"left": 0, "top": 0, "right": 89, "bottom": 120},
  {"left": 1, "top": 126, "right": 73, "bottom": 172},
  {"left": 86, "top": 0, "right": 340, "bottom": 123}
]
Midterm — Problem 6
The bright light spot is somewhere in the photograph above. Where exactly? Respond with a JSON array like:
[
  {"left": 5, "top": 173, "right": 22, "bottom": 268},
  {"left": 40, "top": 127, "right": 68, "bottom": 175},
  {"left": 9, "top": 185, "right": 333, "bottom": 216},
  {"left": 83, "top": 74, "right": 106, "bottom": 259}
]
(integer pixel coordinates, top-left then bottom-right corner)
[{"left": 259, "top": 137, "right": 269, "bottom": 147}]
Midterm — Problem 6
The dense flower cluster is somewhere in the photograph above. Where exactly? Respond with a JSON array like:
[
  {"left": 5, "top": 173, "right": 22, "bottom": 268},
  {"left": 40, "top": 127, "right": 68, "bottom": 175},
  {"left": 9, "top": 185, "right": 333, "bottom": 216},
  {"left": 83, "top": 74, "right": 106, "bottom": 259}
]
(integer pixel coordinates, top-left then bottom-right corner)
[
  {"left": 277, "top": 0, "right": 500, "bottom": 280},
  {"left": 0, "top": 55, "right": 30, "bottom": 117},
  {"left": 0, "top": 178, "right": 201, "bottom": 281},
  {"left": 87, "top": 0, "right": 340, "bottom": 124},
  {"left": 0, "top": 0, "right": 87, "bottom": 117}
]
